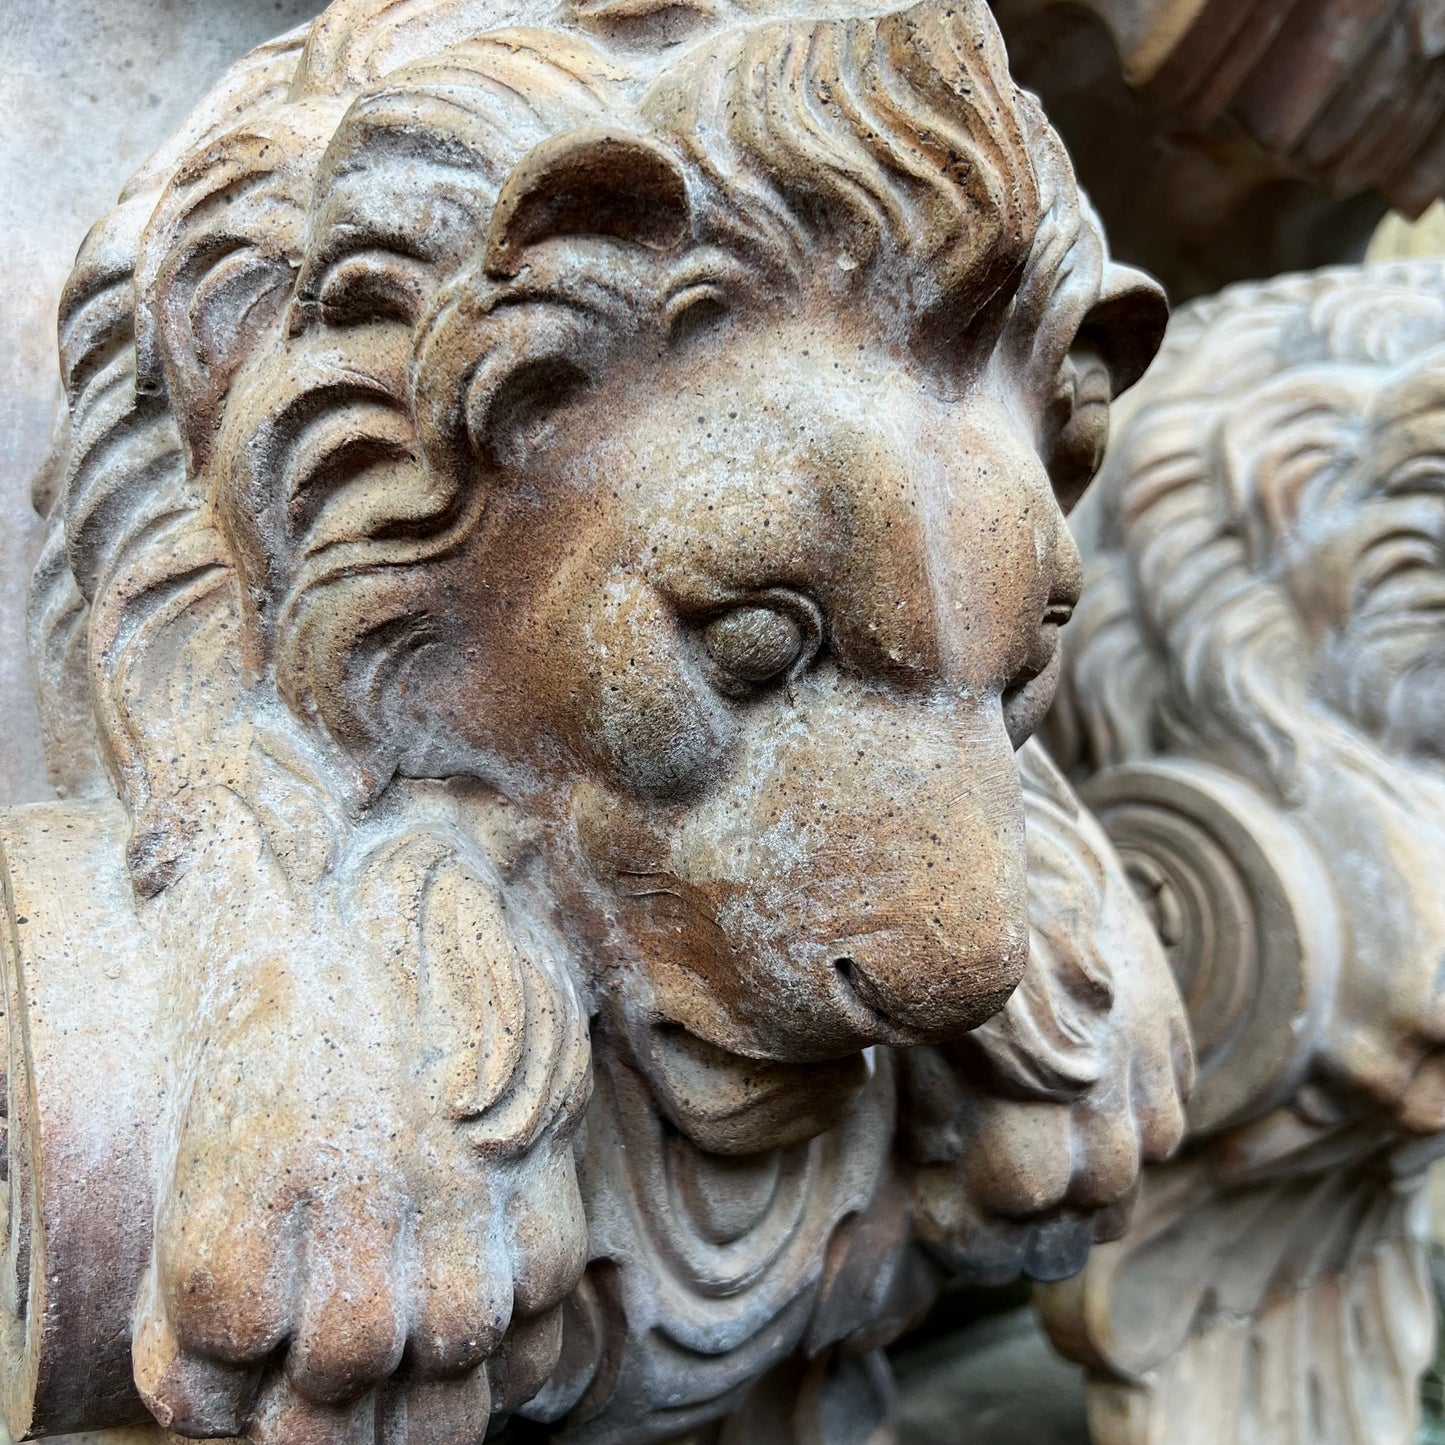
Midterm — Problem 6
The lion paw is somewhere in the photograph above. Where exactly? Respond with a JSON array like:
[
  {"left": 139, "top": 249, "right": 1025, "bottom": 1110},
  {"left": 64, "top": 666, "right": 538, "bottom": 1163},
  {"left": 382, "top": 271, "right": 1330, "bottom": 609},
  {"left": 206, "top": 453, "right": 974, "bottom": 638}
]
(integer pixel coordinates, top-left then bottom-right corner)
[
  {"left": 132, "top": 832, "right": 589, "bottom": 1443},
  {"left": 134, "top": 998, "right": 586, "bottom": 1442},
  {"left": 901, "top": 744, "right": 1193, "bottom": 1285}
]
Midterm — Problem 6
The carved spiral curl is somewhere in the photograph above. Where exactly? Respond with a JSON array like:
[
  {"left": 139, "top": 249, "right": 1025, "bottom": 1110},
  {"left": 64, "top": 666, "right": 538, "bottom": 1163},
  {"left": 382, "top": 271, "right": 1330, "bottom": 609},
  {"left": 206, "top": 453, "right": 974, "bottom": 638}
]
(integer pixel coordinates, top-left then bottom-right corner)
[{"left": 1082, "top": 760, "right": 1341, "bottom": 1135}]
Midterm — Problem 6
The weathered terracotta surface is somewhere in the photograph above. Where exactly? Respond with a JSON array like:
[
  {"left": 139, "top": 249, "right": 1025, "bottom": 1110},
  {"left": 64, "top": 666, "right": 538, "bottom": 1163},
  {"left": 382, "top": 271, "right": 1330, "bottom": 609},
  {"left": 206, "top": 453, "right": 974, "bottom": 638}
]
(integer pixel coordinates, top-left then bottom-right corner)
[
  {"left": 1, "top": 1, "right": 1189, "bottom": 1442},
  {"left": 1038, "top": 258, "right": 1445, "bottom": 1445}
]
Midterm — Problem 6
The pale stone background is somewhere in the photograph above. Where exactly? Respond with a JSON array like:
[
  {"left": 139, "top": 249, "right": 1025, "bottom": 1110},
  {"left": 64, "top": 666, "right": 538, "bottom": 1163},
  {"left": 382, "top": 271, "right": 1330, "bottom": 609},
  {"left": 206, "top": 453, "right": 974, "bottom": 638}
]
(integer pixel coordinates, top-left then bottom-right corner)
[{"left": 0, "top": 0, "right": 328, "bottom": 808}]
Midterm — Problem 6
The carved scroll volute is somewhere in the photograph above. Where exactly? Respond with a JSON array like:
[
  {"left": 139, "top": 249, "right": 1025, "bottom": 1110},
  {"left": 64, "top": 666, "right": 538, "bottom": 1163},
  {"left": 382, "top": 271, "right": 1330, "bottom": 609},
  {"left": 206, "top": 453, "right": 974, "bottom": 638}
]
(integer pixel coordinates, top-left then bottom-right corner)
[
  {"left": 1080, "top": 760, "right": 1342, "bottom": 1136},
  {"left": 0, "top": 804, "right": 166, "bottom": 1437}
]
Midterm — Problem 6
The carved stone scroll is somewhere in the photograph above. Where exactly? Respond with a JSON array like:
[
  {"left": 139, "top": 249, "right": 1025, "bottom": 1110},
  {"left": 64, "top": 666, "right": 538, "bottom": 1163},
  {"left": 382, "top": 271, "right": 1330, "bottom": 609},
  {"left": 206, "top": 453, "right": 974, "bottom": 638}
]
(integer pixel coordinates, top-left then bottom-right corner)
[
  {"left": 0, "top": 1, "right": 1190, "bottom": 1441},
  {"left": 1039, "top": 258, "right": 1445, "bottom": 1445},
  {"left": 0, "top": 803, "right": 166, "bottom": 1437}
]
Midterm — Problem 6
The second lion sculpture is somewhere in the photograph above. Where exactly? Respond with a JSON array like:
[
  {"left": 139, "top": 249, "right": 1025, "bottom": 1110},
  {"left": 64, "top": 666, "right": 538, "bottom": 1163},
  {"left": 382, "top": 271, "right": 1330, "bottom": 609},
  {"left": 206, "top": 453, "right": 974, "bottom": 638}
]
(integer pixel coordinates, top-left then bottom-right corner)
[
  {"left": 4, "top": 1, "right": 1187, "bottom": 1442},
  {"left": 1039, "top": 259, "right": 1445, "bottom": 1445}
]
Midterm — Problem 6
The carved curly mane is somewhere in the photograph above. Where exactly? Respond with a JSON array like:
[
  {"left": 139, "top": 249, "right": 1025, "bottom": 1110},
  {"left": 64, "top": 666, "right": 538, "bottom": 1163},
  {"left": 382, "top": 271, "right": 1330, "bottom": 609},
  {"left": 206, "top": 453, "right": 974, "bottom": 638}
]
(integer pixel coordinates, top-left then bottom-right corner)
[
  {"left": 1052, "top": 257, "right": 1445, "bottom": 801},
  {"left": 35, "top": 0, "right": 1139, "bottom": 838},
  {"left": 9, "top": 9, "right": 1193, "bottom": 1435}
]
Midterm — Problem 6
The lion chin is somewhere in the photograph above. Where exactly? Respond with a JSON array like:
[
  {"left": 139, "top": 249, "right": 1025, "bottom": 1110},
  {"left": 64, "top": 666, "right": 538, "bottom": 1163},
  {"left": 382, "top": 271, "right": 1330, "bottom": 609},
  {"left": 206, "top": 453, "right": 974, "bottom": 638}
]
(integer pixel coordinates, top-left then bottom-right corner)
[{"left": 623, "top": 1016, "right": 873, "bottom": 1155}]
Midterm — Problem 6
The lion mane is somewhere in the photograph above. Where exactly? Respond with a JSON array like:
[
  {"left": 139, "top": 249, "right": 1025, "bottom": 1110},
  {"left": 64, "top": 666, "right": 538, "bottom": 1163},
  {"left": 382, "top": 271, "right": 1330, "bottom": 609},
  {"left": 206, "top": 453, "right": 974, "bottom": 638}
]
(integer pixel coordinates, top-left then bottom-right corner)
[
  {"left": 1052, "top": 257, "right": 1445, "bottom": 797},
  {"left": 22, "top": 0, "right": 1169, "bottom": 1435},
  {"left": 31, "top": 0, "right": 1148, "bottom": 1122}
]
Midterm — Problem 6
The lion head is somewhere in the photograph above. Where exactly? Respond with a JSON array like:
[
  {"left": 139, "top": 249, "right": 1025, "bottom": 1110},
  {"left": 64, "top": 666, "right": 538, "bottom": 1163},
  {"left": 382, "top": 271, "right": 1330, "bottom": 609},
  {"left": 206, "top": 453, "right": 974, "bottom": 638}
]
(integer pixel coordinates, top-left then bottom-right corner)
[
  {"left": 16, "top": 0, "right": 1169, "bottom": 1438},
  {"left": 37, "top": 0, "right": 1161, "bottom": 1132}
]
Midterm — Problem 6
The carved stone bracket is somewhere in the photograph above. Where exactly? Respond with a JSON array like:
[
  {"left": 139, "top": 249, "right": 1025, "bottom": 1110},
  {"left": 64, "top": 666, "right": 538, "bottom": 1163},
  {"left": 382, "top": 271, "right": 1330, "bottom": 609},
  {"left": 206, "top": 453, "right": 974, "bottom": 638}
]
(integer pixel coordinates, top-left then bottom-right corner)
[
  {"left": 1040, "top": 258, "right": 1445, "bottom": 1445},
  {"left": 997, "top": 0, "right": 1445, "bottom": 213},
  {"left": 988, "top": 0, "right": 1445, "bottom": 299}
]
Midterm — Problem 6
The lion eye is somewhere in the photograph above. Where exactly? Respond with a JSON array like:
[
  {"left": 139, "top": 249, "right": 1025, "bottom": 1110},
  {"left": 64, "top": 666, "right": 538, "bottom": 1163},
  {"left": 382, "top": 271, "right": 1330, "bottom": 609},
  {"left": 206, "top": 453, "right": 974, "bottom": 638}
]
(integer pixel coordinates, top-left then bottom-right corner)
[{"left": 703, "top": 603, "right": 813, "bottom": 686}]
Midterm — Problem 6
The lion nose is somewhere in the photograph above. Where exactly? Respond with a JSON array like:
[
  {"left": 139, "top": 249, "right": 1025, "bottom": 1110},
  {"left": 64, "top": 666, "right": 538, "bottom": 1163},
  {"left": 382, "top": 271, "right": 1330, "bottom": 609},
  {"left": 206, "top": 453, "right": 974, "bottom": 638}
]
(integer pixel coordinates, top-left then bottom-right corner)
[{"left": 826, "top": 915, "right": 1026, "bottom": 1044}]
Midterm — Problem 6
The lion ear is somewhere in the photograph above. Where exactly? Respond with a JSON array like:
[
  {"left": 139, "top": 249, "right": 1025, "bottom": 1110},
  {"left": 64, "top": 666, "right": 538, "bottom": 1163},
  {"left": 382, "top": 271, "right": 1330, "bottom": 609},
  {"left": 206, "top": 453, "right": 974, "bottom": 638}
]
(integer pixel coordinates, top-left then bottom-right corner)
[
  {"left": 1080, "top": 262, "right": 1169, "bottom": 399},
  {"left": 484, "top": 129, "right": 691, "bottom": 279}
]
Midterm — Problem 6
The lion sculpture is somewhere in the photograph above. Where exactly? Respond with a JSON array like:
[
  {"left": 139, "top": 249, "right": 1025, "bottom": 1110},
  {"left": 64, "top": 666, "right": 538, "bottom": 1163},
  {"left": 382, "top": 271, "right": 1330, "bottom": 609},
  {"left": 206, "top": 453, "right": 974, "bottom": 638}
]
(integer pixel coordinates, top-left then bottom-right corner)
[
  {"left": 1037, "top": 259, "right": 1445, "bottom": 1445},
  {"left": 0, "top": 1, "right": 1188, "bottom": 1442}
]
